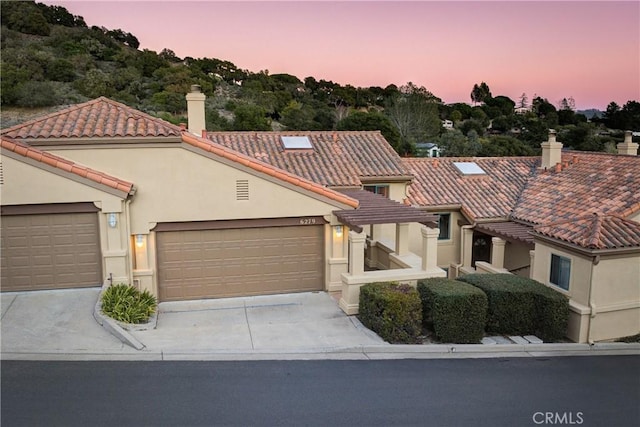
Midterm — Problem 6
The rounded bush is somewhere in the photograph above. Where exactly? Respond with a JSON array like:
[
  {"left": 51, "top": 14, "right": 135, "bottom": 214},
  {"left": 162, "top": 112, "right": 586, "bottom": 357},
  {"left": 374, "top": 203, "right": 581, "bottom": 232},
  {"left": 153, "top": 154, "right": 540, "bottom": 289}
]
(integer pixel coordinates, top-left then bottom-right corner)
[{"left": 101, "top": 284, "right": 157, "bottom": 324}]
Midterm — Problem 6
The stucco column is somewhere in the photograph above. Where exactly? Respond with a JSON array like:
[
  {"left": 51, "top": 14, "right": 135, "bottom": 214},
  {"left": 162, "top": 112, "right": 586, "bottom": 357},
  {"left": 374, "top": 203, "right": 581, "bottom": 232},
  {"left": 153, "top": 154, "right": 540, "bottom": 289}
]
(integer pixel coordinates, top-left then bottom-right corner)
[
  {"left": 395, "top": 222, "right": 410, "bottom": 256},
  {"left": 421, "top": 226, "right": 439, "bottom": 271},
  {"left": 462, "top": 227, "right": 474, "bottom": 268},
  {"left": 348, "top": 230, "right": 367, "bottom": 275},
  {"left": 491, "top": 237, "right": 506, "bottom": 269},
  {"left": 529, "top": 250, "right": 536, "bottom": 279}
]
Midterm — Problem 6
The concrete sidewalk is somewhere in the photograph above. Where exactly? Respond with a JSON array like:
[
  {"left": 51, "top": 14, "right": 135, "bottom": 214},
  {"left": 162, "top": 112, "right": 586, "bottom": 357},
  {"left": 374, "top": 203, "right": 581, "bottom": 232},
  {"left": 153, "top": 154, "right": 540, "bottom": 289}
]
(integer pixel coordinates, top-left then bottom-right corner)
[{"left": 1, "top": 288, "right": 639, "bottom": 361}]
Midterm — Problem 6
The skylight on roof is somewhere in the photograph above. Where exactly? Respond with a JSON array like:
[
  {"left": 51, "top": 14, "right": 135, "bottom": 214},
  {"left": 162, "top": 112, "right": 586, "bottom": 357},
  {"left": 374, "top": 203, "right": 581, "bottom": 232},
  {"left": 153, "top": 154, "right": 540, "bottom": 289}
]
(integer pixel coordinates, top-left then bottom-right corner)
[
  {"left": 453, "top": 162, "right": 486, "bottom": 175},
  {"left": 281, "top": 136, "right": 313, "bottom": 149}
]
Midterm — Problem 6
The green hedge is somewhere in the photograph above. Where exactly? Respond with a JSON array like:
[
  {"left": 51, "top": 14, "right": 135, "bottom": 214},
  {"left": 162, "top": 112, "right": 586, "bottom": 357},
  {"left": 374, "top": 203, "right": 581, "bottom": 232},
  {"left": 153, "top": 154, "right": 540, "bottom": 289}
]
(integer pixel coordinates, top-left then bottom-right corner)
[
  {"left": 358, "top": 282, "right": 422, "bottom": 344},
  {"left": 417, "top": 278, "right": 488, "bottom": 344},
  {"left": 457, "top": 274, "right": 569, "bottom": 341}
]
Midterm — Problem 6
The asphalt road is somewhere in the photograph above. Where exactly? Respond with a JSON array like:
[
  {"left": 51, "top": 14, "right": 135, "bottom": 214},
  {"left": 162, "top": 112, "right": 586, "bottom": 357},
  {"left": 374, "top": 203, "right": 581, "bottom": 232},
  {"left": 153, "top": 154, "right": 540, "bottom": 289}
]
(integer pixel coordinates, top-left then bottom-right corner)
[{"left": 2, "top": 356, "right": 639, "bottom": 427}]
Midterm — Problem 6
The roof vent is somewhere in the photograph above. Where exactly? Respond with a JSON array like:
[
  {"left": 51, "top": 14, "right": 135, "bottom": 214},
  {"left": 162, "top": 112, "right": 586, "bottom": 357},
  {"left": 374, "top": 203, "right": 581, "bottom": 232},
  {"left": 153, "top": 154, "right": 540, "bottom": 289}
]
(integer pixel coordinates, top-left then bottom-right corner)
[
  {"left": 453, "top": 162, "right": 486, "bottom": 175},
  {"left": 281, "top": 136, "right": 313, "bottom": 150},
  {"left": 236, "top": 179, "right": 249, "bottom": 200}
]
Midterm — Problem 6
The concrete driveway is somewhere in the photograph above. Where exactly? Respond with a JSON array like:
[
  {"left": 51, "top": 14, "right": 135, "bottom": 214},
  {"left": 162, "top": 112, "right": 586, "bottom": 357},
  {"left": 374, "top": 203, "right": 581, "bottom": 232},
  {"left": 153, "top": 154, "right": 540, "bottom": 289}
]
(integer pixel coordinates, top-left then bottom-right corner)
[{"left": 1, "top": 288, "right": 384, "bottom": 358}]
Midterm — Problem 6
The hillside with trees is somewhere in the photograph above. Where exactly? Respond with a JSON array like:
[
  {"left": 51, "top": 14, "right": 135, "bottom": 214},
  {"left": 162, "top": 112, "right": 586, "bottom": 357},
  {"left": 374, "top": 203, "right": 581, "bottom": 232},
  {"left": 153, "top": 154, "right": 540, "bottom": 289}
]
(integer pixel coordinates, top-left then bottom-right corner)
[{"left": 2, "top": 1, "right": 638, "bottom": 157}]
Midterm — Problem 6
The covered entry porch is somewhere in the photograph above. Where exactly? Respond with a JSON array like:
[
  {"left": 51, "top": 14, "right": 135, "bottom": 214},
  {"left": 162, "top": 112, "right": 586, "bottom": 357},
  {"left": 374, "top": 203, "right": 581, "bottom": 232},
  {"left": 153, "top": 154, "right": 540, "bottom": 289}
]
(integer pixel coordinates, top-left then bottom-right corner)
[{"left": 333, "top": 190, "right": 447, "bottom": 315}]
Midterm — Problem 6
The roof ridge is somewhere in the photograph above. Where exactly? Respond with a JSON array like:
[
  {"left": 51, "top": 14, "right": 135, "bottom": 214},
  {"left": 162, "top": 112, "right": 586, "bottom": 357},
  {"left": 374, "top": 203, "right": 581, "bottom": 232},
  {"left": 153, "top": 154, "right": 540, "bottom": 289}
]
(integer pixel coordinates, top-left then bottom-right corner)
[
  {"left": 0, "top": 97, "right": 182, "bottom": 137},
  {"left": 584, "top": 212, "right": 604, "bottom": 248},
  {"left": 1, "top": 136, "right": 135, "bottom": 195}
]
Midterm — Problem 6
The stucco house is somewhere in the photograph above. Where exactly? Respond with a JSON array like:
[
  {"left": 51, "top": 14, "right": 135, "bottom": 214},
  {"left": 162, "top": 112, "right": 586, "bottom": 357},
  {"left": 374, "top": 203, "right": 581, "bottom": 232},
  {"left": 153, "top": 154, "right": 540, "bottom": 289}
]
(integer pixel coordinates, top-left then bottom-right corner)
[
  {"left": 0, "top": 90, "right": 444, "bottom": 318},
  {"left": 2, "top": 87, "right": 638, "bottom": 343},
  {"left": 404, "top": 131, "right": 640, "bottom": 343}
]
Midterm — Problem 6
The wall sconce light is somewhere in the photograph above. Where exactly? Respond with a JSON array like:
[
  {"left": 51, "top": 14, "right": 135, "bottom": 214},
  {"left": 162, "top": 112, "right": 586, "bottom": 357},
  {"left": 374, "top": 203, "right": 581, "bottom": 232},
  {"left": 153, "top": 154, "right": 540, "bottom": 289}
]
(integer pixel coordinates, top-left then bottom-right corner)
[
  {"left": 135, "top": 234, "right": 145, "bottom": 248},
  {"left": 108, "top": 213, "right": 117, "bottom": 228},
  {"left": 335, "top": 225, "right": 343, "bottom": 238}
]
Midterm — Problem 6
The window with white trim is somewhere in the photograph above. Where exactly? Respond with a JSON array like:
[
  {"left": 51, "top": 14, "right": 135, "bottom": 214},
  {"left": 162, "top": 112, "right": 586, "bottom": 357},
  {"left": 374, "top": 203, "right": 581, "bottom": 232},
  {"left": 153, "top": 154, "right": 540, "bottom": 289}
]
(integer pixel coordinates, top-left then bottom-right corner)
[{"left": 550, "top": 254, "right": 571, "bottom": 290}]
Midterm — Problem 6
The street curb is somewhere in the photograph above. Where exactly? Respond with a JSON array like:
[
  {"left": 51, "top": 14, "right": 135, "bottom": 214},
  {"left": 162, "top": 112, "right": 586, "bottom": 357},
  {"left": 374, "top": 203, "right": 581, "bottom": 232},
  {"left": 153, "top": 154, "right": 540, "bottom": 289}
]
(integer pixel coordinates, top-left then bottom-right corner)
[
  {"left": 2, "top": 342, "right": 638, "bottom": 361},
  {"left": 93, "top": 287, "right": 146, "bottom": 351}
]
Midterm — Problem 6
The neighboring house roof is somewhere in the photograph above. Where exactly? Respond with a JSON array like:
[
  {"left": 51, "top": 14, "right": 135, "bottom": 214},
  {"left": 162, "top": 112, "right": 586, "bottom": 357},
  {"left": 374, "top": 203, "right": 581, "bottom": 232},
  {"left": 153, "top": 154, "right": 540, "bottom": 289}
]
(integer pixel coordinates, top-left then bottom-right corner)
[
  {"left": 181, "top": 132, "right": 358, "bottom": 209},
  {"left": 512, "top": 151, "right": 640, "bottom": 225},
  {"left": 1, "top": 136, "right": 135, "bottom": 196},
  {"left": 404, "top": 157, "right": 539, "bottom": 221},
  {"left": 206, "top": 131, "right": 412, "bottom": 187},
  {"left": 533, "top": 213, "right": 640, "bottom": 251},
  {"left": 0, "top": 97, "right": 182, "bottom": 141}
]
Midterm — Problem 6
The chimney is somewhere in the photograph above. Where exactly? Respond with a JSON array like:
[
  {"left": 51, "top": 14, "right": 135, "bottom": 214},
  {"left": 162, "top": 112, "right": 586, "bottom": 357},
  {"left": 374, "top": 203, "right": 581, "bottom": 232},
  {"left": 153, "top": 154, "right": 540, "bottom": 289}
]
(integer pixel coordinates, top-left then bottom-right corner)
[
  {"left": 540, "top": 130, "right": 562, "bottom": 169},
  {"left": 617, "top": 131, "right": 639, "bottom": 156},
  {"left": 186, "top": 85, "right": 206, "bottom": 136}
]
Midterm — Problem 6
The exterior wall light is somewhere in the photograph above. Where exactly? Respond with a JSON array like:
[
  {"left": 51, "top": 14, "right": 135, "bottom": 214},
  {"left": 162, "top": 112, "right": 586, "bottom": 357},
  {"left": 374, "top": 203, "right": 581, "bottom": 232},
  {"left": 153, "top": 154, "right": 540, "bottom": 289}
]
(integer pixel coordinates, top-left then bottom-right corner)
[
  {"left": 135, "top": 234, "right": 145, "bottom": 248},
  {"left": 335, "top": 225, "right": 343, "bottom": 238},
  {"left": 108, "top": 213, "right": 117, "bottom": 228}
]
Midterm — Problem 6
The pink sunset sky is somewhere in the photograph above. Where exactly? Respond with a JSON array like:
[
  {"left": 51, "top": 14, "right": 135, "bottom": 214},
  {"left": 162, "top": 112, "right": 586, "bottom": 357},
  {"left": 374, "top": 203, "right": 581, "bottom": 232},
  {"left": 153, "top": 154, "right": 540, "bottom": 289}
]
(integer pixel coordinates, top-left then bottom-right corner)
[{"left": 44, "top": 1, "right": 639, "bottom": 110}]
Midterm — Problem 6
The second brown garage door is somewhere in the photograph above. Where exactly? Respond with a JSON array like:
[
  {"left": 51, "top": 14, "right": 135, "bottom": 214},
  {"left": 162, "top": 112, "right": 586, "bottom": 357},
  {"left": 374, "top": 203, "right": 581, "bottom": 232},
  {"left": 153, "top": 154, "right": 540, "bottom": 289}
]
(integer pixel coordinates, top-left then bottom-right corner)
[{"left": 156, "top": 224, "right": 324, "bottom": 301}]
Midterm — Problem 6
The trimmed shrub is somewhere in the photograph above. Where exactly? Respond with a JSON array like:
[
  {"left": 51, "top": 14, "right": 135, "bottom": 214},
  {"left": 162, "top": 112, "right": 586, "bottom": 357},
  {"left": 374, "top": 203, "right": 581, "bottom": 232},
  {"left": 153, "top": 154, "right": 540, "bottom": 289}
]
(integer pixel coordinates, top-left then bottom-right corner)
[
  {"left": 418, "top": 278, "right": 488, "bottom": 344},
  {"left": 358, "top": 282, "right": 422, "bottom": 344},
  {"left": 457, "top": 274, "right": 569, "bottom": 341},
  {"left": 101, "top": 284, "right": 157, "bottom": 324}
]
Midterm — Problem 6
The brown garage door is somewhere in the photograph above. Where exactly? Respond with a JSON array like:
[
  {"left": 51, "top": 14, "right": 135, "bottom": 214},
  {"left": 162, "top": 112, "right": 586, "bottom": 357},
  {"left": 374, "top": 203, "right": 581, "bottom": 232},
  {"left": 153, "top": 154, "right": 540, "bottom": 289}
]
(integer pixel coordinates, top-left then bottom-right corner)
[
  {"left": 157, "top": 224, "right": 324, "bottom": 301},
  {"left": 1, "top": 210, "right": 102, "bottom": 292}
]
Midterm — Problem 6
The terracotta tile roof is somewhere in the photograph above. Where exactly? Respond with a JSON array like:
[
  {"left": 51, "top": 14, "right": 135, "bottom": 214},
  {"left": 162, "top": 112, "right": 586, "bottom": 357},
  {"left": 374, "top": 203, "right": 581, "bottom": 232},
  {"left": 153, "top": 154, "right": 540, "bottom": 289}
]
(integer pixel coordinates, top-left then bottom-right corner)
[
  {"left": 1, "top": 97, "right": 182, "bottom": 140},
  {"left": 404, "top": 157, "right": 539, "bottom": 221},
  {"left": 512, "top": 151, "right": 640, "bottom": 225},
  {"left": 1, "top": 136, "right": 135, "bottom": 195},
  {"left": 206, "top": 131, "right": 411, "bottom": 187},
  {"left": 533, "top": 213, "right": 640, "bottom": 250},
  {"left": 474, "top": 221, "right": 535, "bottom": 245},
  {"left": 181, "top": 132, "right": 358, "bottom": 209}
]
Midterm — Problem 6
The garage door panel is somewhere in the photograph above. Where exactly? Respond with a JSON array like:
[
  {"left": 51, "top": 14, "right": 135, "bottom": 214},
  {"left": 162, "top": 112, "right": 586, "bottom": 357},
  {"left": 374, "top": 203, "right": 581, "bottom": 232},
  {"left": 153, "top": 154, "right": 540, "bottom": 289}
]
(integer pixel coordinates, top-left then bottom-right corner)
[
  {"left": 157, "top": 225, "right": 324, "bottom": 301},
  {"left": 1, "top": 212, "right": 102, "bottom": 292}
]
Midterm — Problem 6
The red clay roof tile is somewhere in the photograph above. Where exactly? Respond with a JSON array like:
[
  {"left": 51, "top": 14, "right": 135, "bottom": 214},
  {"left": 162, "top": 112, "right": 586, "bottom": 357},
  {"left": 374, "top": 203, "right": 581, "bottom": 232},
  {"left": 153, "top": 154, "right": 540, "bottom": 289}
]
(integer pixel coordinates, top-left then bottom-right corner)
[
  {"left": 512, "top": 152, "right": 640, "bottom": 225},
  {"left": 1, "top": 97, "right": 182, "bottom": 140},
  {"left": 206, "top": 131, "right": 410, "bottom": 187},
  {"left": 533, "top": 213, "right": 640, "bottom": 250},
  {"left": 404, "top": 157, "right": 539, "bottom": 221}
]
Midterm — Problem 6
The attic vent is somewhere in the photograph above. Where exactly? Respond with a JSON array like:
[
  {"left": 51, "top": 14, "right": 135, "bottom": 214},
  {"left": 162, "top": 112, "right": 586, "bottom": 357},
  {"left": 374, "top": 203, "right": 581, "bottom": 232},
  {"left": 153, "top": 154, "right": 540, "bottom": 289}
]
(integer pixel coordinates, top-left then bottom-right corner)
[
  {"left": 236, "top": 179, "right": 249, "bottom": 200},
  {"left": 281, "top": 136, "right": 313, "bottom": 149},
  {"left": 453, "top": 162, "right": 486, "bottom": 175}
]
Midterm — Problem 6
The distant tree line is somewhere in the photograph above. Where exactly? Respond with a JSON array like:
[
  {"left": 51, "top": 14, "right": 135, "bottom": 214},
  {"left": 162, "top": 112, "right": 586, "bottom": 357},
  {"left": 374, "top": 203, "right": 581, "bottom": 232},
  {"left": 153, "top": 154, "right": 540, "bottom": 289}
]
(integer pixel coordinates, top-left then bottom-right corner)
[{"left": 1, "top": 1, "right": 638, "bottom": 157}]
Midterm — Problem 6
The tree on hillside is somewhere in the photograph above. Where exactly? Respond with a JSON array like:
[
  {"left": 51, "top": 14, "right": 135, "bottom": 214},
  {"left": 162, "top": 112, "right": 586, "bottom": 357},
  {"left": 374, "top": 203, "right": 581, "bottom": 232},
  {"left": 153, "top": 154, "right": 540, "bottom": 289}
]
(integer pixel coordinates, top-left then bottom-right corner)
[
  {"left": 336, "top": 111, "right": 401, "bottom": 150},
  {"left": 470, "top": 82, "right": 491, "bottom": 105},
  {"left": 385, "top": 82, "right": 442, "bottom": 155},
  {"left": 518, "top": 93, "right": 528, "bottom": 109}
]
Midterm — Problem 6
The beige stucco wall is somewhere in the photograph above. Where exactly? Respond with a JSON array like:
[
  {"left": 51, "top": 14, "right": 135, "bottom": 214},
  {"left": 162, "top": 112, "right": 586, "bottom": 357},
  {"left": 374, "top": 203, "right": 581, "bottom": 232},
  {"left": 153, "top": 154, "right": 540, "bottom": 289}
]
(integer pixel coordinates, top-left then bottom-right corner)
[
  {"left": 503, "top": 241, "right": 533, "bottom": 277},
  {"left": 532, "top": 240, "right": 640, "bottom": 343},
  {"left": 51, "top": 146, "right": 342, "bottom": 233},
  {"left": 409, "top": 210, "right": 463, "bottom": 270},
  {"left": 1, "top": 154, "right": 130, "bottom": 285},
  {"left": 45, "top": 145, "right": 349, "bottom": 295},
  {"left": 589, "top": 254, "right": 640, "bottom": 341}
]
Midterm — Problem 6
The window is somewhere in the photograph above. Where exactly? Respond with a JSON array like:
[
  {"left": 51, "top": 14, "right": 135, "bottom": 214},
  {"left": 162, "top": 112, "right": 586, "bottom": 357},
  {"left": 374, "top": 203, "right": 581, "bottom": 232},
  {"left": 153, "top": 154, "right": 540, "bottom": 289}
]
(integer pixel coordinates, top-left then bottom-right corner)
[
  {"left": 550, "top": 254, "right": 571, "bottom": 290},
  {"left": 363, "top": 185, "right": 389, "bottom": 198},
  {"left": 438, "top": 213, "right": 451, "bottom": 240}
]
